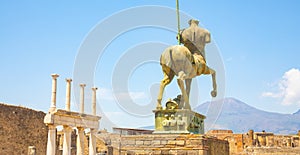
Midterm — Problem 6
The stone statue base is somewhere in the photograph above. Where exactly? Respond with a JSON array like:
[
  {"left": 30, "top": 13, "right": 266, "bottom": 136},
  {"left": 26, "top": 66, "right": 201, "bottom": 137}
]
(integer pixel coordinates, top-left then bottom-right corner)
[
  {"left": 153, "top": 109, "right": 206, "bottom": 134},
  {"left": 119, "top": 134, "right": 229, "bottom": 155}
]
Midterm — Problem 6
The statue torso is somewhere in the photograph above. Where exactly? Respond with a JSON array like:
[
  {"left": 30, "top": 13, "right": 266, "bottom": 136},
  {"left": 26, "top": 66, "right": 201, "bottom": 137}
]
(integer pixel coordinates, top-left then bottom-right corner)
[{"left": 181, "top": 24, "right": 210, "bottom": 58}]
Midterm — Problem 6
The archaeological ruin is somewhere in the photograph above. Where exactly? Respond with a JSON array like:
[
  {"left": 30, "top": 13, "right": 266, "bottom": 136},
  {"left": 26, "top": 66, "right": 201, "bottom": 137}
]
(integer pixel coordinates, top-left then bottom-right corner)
[
  {"left": 2, "top": 102, "right": 300, "bottom": 155},
  {"left": 1, "top": 73, "right": 300, "bottom": 155}
]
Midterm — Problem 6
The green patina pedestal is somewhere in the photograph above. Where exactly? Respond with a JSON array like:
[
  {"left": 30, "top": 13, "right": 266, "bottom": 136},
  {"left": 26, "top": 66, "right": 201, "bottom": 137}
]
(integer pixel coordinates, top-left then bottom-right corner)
[{"left": 153, "top": 109, "right": 206, "bottom": 134}]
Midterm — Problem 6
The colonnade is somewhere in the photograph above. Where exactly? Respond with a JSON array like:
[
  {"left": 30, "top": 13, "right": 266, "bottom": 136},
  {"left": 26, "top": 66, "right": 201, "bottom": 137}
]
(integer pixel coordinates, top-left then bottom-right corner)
[{"left": 44, "top": 74, "right": 101, "bottom": 155}]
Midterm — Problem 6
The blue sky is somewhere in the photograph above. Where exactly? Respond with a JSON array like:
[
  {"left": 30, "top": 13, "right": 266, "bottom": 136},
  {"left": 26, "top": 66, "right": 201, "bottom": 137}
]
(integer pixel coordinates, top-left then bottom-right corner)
[{"left": 1, "top": 1, "right": 300, "bottom": 129}]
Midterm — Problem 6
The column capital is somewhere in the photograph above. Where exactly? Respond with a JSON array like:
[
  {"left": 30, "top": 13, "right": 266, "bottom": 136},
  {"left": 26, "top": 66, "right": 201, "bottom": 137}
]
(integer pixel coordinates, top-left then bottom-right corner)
[
  {"left": 63, "top": 125, "right": 73, "bottom": 131},
  {"left": 47, "top": 125, "right": 56, "bottom": 130},
  {"left": 92, "top": 87, "right": 98, "bottom": 91},
  {"left": 77, "top": 127, "right": 85, "bottom": 132},
  {"left": 90, "top": 128, "right": 97, "bottom": 132},
  {"left": 65, "top": 78, "right": 72, "bottom": 82},
  {"left": 80, "top": 83, "right": 86, "bottom": 87},
  {"left": 51, "top": 73, "right": 59, "bottom": 79}
]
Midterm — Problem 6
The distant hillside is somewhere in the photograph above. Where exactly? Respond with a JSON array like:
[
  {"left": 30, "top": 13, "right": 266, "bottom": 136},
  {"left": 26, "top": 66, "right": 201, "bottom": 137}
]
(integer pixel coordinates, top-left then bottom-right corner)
[{"left": 195, "top": 98, "right": 300, "bottom": 134}]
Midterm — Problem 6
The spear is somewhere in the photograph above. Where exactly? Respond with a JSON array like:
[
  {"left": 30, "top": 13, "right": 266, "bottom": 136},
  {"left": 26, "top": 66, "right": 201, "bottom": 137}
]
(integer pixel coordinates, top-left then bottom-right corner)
[{"left": 176, "top": 0, "right": 181, "bottom": 45}]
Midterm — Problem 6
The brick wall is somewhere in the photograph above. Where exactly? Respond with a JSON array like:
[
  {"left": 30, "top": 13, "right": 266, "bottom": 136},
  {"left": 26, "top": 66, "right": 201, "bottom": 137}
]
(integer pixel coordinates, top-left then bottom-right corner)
[
  {"left": 207, "top": 130, "right": 300, "bottom": 155},
  {"left": 96, "top": 133, "right": 229, "bottom": 155},
  {"left": 0, "top": 103, "right": 48, "bottom": 155}
]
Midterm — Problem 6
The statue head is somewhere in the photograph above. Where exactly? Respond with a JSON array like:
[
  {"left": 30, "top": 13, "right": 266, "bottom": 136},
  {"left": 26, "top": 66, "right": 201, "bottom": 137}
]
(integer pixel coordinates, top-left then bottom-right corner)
[{"left": 188, "top": 19, "right": 199, "bottom": 26}]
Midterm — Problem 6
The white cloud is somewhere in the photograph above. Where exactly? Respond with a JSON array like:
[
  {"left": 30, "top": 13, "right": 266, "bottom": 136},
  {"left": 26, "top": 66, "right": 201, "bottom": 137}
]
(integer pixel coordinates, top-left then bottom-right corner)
[
  {"left": 261, "top": 92, "right": 282, "bottom": 98},
  {"left": 262, "top": 68, "right": 300, "bottom": 106},
  {"left": 103, "top": 111, "right": 153, "bottom": 128},
  {"left": 98, "top": 88, "right": 114, "bottom": 100},
  {"left": 115, "top": 92, "right": 147, "bottom": 100},
  {"left": 280, "top": 68, "right": 300, "bottom": 105},
  {"left": 98, "top": 88, "right": 147, "bottom": 101}
]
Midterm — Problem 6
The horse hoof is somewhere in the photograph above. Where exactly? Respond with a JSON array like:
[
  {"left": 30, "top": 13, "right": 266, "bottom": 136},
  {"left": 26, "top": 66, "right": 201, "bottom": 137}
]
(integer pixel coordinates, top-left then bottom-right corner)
[{"left": 211, "top": 90, "right": 217, "bottom": 97}]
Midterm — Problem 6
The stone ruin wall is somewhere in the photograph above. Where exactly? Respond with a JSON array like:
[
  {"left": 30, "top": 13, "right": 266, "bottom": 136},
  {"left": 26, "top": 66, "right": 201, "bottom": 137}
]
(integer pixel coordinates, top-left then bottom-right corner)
[
  {"left": 0, "top": 103, "right": 48, "bottom": 155},
  {"left": 0, "top": 103, "right": 101, "bottom": 155},
  {"left": 96, "top": 132, "right": 229, "bottom": 155},
  {"left": 207, "top": 130, "right": 300, "bottom": 155},
  {"left": 1, "top": 103, "right": 300, "bottom": 155}
]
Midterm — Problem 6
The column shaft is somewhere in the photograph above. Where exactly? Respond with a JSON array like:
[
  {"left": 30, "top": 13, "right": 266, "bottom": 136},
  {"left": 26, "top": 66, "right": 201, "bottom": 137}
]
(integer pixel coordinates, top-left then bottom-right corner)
[
  {"left": 89, "top": 129, "right": 97, "bottom": 155},
  {"left": 79, "top": 84, "right": 86, "bottom": 113},
  {"left": 91, "top": 87, "right": 98, "bottom": 115},
  {"left": 46, "top": 125, "right": 56, "bottom": 155},
  {"left": 65, "top": 79, "right": 72, "bottom": 111},
  {"left": 50, "top": 74, "right": 59, "bottom": 111},
  {"left": 76, "top": 127, "right": 85, "bottom": 155},
  {"left": 62, "top": 126, "right": 72, "bottom": 155}
]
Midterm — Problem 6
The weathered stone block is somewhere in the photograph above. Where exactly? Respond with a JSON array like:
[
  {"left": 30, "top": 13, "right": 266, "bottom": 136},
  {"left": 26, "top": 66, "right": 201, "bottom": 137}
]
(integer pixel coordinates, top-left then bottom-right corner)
[
  {"left": 126, "top": 140, "right": 136, "bottom": 145},
  {"left": 161, "top": 140, "right": 168, "bottom": 145},
  {"left": 135, "top": 140, "right": 144, "bottom": 146},
  {"left": 160, "top": 150, "right": 168, "bottom": 155},
  {"left": 153, "top": 150, "right": 162, "bottom": 155},
  {"left": 176, "top": 140, "right": 185, "bottom": 146},
  {"left": 152, "top": 140, "right": 161, "bottom": 145},
  {"left": 143, "top": 140, "right": 151, "bottom": 146},
  {"left": 167, "top": 140, "right": 177, "bottom": 145}
]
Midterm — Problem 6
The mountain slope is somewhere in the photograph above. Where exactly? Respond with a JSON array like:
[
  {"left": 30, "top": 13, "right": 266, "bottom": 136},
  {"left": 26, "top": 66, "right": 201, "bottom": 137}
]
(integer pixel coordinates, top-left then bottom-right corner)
[{"left": 195, "top": 98, "right": 300, "bottom": 134}]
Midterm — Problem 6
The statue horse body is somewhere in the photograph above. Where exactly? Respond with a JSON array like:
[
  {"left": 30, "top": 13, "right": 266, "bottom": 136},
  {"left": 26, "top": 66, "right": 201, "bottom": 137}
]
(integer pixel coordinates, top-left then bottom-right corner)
[{"left": 157, "top": 45, "right": 217, "bottom": 109}]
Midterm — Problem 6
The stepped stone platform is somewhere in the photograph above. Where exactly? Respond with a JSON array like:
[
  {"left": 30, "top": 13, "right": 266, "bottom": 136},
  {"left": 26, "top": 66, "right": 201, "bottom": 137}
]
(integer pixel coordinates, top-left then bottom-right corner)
[{"left": 118, "top": 134, "right": 229, "bottom": 155}]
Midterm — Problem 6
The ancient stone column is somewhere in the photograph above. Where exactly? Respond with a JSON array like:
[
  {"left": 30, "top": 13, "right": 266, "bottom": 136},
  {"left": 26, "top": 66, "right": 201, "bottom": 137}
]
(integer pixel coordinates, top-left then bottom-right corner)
[
  {"left": 91, "top": 87, "right": 98, "bottom": 115},
  {"left": 254, "top": 133, "right": 258, "bottom": 146},
  {"left": 58, "top": 134, "right": 63, "bottom": 150},
  {"left": 79, "top": 84, "right": 86, "bottom": 113},
  {"left": 76, "top": 127, "right": 85, "bottom": 155},
  {"left": 46, "top": 125, "right": 56, "bottom": 155},
  {"left": 50, "top": 74, "right": 59, "bottom": 112},
  {"left": 108, "top": 146, "right": 113, "bottom": 155},
  {"left": 261, "top": 136, "right": 266, "bottom": 146},
  {"left": 63, "top": 126, "right": 73, "bottom": 155},
  {"left": 65, "top": 78, "right": 72, "bottom": 111},
  {"left": 266, "top": 136, "right": 270, "bottom": 147},
  {"left": 248, "top": 130, "right": 254, "bottom": 146},
  {"left": 287, "top": 138, "right": 291, "bottom": 147},
  {"left": 89, "top": 128, "right": 97, "bottom": 155}
]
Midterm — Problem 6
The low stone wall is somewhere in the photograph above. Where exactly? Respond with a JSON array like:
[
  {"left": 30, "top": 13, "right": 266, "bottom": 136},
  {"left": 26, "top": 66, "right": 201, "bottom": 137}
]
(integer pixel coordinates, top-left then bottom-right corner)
[
  {"left": 207, "top": 130, "right": 300, "bottom": 155},
  {"left": 0, "top": 103, "right": 48, "bottom": 154},
  {"left": 243, "top": 147, "right": 300, "bottom": 155},
  {"left": 118, "top": 134, "right": 229, "bottom": 155}
]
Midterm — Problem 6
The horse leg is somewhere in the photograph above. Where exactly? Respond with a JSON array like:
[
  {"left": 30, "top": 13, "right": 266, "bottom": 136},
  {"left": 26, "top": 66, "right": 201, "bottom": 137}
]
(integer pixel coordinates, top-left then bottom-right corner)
[
  {"left": 185, "top": 79, "right": 192, "bottom": 98},
  {"left": 184, "top": 79, "right": 192, "bottom": 109},
  {"left": 177, "top": 77, "right": 191, "bottom": 110},
  {"left": 204, "top": 66, "right": 217, "bottom": 97},
  {"left": 157, "top": 71, "right": 175, "bottom": 109}
]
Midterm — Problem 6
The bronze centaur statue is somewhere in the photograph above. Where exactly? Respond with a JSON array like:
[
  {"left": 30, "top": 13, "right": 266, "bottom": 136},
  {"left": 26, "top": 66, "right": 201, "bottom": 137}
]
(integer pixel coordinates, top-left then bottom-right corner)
[{"left": 156, "top": 45, "right": 217, "bottom": 110}]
